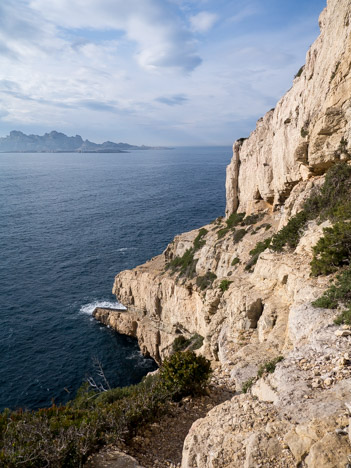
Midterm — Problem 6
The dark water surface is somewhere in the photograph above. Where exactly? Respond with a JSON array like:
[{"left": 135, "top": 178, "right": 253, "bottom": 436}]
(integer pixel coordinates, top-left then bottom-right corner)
[{"left": 0, "top": 147, "right": 231, "bottom": 410}]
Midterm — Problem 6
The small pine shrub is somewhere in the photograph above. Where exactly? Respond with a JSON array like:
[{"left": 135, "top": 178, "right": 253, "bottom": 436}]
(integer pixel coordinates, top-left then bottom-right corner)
[
  {"left": 217, "top": 227, "right": 230, "bottom": 239},
  {"left": 160, "top": 351, "right": 211, "bottom": 400},
  {"left": 172, "top": 335, "right": 188, "bottom": 352},
  {"left": 233, "top": 229, "right": 247, "bottom": 243},
  {"left": 294, "top": 65, "right": 304, "bottom": 78},
  {"left": 270, "top": 211, "right": 309, "bottom": 252},
  {"left": 245, "top": 237, "right": 272, "bottom": 270},
  {"left": 168, "top": 248, "right": 197, "bottom": 278},
  {"left": 189, "top": 334, "right": 204, "bottom": 351},
  {"left": 242, "top": 213, "right": 263, "bottom": 226},
  {"left": 242, "top": 378, "right": 255, "bottom": 394},
  {"left": 172, "top": 334, "right": 204, "bottom": 352},
  {"left": 313, "top": 267, "right": 351, "bottom": 326},
  {"left": 257, "top": 356, "right": 284, "bottom": 378},
  {"left": 310, "top": 222, "right": 351, "bottom": 276},
  {"left": 231, "top": 257, "right": 240, "bottom": 266},
  {"left": 334, "top": 307, "right": 351, "bottom": 325},
  {"left": 193, "top": 228, "right": 208, "bottom": 250},
  {"left": 226, "top": 212, "right": 245, "bottom": 228},
  {"left": 219, "top": 279, "right": 232, "bottom": 292}
]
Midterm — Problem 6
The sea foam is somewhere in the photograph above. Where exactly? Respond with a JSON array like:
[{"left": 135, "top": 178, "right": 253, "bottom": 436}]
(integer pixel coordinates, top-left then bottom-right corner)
[{"left": 79, "top": 300, "right": 127, "bottom": 315}]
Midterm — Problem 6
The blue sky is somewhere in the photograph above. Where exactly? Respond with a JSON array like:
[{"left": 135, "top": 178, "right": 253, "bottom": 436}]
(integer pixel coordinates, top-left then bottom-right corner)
[{"left": 0, "top": 0, "right": 326, "bottom": 145}]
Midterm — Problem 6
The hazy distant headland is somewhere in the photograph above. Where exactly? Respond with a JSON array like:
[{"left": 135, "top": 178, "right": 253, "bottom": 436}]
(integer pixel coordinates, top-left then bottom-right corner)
[{"left": 0, "top": 130, "right": 170, "bottom": 153}]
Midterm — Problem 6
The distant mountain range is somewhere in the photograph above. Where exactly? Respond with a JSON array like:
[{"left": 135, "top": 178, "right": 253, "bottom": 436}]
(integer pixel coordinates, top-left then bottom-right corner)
[{"left": 0, "top": 131, "right": 169, "bottom": 153}]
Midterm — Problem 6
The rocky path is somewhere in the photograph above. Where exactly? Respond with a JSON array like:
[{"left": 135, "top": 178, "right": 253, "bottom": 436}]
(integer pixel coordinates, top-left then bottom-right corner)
[{"left": 85, "top": 371, "right": 235, "bottom": 468}]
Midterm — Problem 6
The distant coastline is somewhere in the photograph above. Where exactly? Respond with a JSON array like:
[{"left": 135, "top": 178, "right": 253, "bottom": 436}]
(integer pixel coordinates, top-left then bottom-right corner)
[{"left": 0, "top": 130, "right": 171, "bottom": 153}]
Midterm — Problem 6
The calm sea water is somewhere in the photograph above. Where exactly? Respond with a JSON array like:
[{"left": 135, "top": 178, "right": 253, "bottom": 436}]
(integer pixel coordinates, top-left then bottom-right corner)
[{"left": 0, "top": 146, "right": 231, "bottom": 411}]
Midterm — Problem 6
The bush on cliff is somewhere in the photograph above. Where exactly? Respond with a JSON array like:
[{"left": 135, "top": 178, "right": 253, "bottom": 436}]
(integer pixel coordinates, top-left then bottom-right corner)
[
  {"left": 310, "top": 222, "right": 351, "bottom": 276},
  {"left": 167, "top": 248, "right": 197, "bottom": 278},
  {"left": 312, "top": 267, "right": 351, "bottom": 324},
  {"left": 246, "top": 162, "right": 351, "bottom": 270},
  {"left": 167, "top": 228, "right": 208, "bottom": 277},
  {"left": 0, "top": 352, "right": 211, "bottom": 467},
  {"left": 219, "top": 279, "right": 232, "bottom": 292},
  {"left": 160, "top": 351, "right": 211, "bottom": 400},
  {"left": 172, "top": 334, "right": 204, "bottom": 352}
]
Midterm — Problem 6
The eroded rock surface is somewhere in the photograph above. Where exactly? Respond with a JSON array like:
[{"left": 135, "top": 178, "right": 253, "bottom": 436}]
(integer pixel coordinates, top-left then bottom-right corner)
[{"left": 225, "top": 0, "right": 351, "bottom": 216}]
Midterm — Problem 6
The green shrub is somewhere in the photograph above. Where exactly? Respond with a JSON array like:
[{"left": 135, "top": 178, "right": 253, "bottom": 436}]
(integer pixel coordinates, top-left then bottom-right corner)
[
  {"left": 242, "top": 214, "right": 263, "bottom": 226},
  {"left": 233, "top": 229, "right": 247, "bottom": 243},
  {"left": 242, "top": 378, "right": 255, "bottom": 394},
  {"left": 245, "top": 163, "right": 351, "bottom": 271},
  {"left": 167, "top": 248, "right": 197, "bottom": 278},
  {"left": 193, "top": 228, "right": 208, "bottom": 250},
  {"left": 231, "top": 257, "right": 240, "bottom": 266},
  {"left": 159, "top": 351, "right": 211, "bottom": 400},
  {"left": 0, "top": 351, "right": 212, "bottom": 466},
  {"left": 210, "top": 216, "right": 223, "bottom": 225},
  {"left": 313, "top": 267, "right": 351, "bottom": 309},
  {"left": 217, "top": 227, "right": 230, "bottom": 239},
  {"left": 257, "top": 356, "right": 284, "bottom": 378},
  {"left": 245, "top": 237, "right": 272, "bottom": 270},
  {"left": 270, "top": 211, "right": 309, "bottom": 252},
  {"left": 313, "top": 267, "right": 351, "bottom": 326},
  {"left": 334, "top": 307, "right": 351, "bottom": 325},
  {"left": 172, "top": 335, "right": 188, "bottom": 352},
  {"left": 172, "top": 334, "right": 204, "bottom": 352},
  {"left": 313, "top": 163, "right": 351, "bottom": 221},
  {"left": 262, "top": 223, "right": 272, "bottom": 231},
  {"left": 312, "top": 294, "right": 338, "bottom": 309},
  {"left": 166, "top": 228, "right": 209, "bottom": 277},
  {"left": 294, "top": 65, "right": 304, "bottom": 78},
  {"left": 310, "top": 222, "right": 351, "bottom": 276},
  {"left": 226, "top": 212, "right": 245, "bottom": 228},
  {"left": 219, "top": 279, "right": 232, "bottom": 292},
  {"left": 196, "top": 272, "right": 217, "bottom": 290},
  {"left": 249, "top": 237, "right": 272, "bottom": 257}
]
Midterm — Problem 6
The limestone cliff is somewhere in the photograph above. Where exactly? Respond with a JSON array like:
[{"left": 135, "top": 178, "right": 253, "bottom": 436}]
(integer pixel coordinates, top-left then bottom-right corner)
[
  {"left": 226, "top": 0, "right": 351, "bottom": 216},
  {"left": 93, "top": 0, "right": 351, "bottom": 466}
]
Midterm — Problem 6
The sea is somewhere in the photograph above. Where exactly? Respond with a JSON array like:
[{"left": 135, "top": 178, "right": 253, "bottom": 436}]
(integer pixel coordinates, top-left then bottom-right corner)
[{"left": 0, "top": 146, "right": 231, "bottom": 411}]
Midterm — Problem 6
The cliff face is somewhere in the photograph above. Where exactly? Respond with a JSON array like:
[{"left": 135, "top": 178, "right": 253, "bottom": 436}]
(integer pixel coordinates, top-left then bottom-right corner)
[
  {"left": 226, "top": 0, "right": 351, "bottom": 216},
  {"left": 93, "top": 0, "right": 351, "bottom": 466}
]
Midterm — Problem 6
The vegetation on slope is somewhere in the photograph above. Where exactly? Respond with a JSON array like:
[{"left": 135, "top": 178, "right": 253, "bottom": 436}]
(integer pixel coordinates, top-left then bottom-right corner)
[
  {"left": 246, "top": 161, "right": 351, "bottom": 270},
  {"left": 0, "top": 351, "right": 211, "bottom": 467},
  {"left": 167, "top": 228, "right": 208, "bottom": 278}
]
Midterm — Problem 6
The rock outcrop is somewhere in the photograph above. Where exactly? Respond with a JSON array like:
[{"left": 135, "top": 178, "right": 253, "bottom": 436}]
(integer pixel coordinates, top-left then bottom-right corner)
[
  {"left": 225, "top": 0, "right": 351, "bottom": 216},
  {"left": 93, "top": 0, "right": 351, "bottom": 466}
]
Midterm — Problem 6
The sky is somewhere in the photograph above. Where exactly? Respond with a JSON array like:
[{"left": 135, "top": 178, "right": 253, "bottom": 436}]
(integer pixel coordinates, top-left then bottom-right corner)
[{"left": 0, "top": 0, "right": 326, "bottom": 146}]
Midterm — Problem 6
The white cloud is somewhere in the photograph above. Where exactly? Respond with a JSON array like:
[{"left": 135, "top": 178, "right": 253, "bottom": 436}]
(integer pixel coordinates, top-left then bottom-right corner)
[
  {"left": 28, "top": 0, "right": 202, "bottom": 72},
  {"left": 190, "top": 11, "right": 218, "bottom": 33}
]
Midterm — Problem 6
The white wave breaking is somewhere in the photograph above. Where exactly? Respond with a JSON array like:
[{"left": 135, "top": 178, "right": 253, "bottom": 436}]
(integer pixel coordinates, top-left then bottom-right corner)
[
  {"left": 117, "top": 247, "right": 137, "bottom": 252},
  {"left": 79, "top": 300, "right": 127, "bottom": 315}
]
